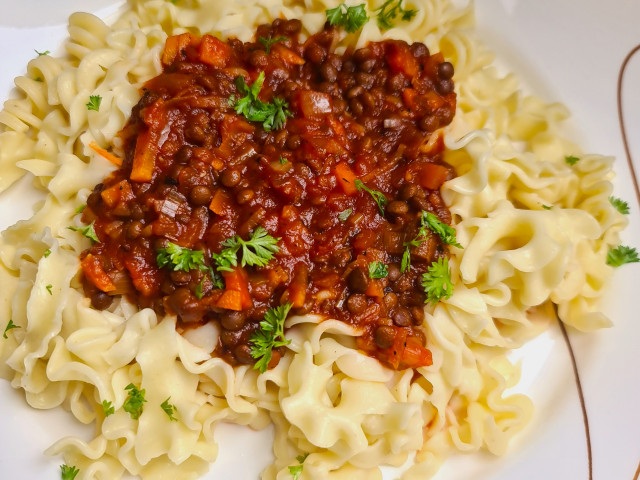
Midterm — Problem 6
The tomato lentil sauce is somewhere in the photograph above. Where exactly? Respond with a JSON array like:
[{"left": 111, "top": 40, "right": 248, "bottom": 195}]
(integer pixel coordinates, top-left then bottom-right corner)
[{"left": 80, "top": 18, "right": 457, "bottom": 371}]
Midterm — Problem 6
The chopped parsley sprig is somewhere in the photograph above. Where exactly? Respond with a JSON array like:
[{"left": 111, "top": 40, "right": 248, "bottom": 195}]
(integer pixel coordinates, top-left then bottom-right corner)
[
  {"left": 338, "top": 208, "right": 352, "bottom": 222},
  {"left": 86, "top": 95, "right": 102, "bottom": 111},
  {"left": 259, "top": 35, "right": 287, "bottom": 54},
  {"left": 3, "top": 319, "right": 20, "bottom": 339},
  {"left": 68, "top": 221, "right": 99, "bottom": 243},
  {"left": 368, "top": 261, "right": 388, "bottom": 278},
  {"left": 289, "top": 453, "right": 310, "bottom": 480},
  {"left": 402, "top": 211, "right": 462, "bottom": 273},
  {"left": 161, "top": 397, "right": 178, "bottom": 421},
  {"left": 422, "top": 257, "right": 453, "bottom": 304},
  {"left": 214, "top": 227, "right": 280, "bottom": 272},
  {"left": 102, "top": 400, "right": 115, "bottom": 417},
  {"left": 123, "top": 383, "right": 147, "bottom": 420},
  {"left": 60, "top": 464, "right": 80, "bottom": 480},
  {"left": 231, "top": 72, "right": 292, "bottom": 131},
  {"left": 354, "top": 179, "right": 387, "bottom": 215},
  {"left": 375, "top": 0, "right": 417, "bottom": 30},
  {"left": 609, "top": 196, "right": 630, "bottom": 215},
  {"left": 565, "top": 155, "right": 579, "bottom": 166},
  {"left": 157, "top": 243, "right": 206, "bottom": 272},
  {"left": 250, "top": 302, "right": 292, "bottom": 373},
  {"left": 35, "top": 49, "right": 50, "bottom": 56},
  {"left": 326, "top": 3, "right": 369, "bottom": 33},
  {"left": 606, "top": 245, "right": 639, "bottom": 267}
]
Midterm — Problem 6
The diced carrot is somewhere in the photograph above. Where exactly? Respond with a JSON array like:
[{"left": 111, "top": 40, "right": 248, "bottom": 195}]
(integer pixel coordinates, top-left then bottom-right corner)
[
  {"left": 273, "top": 43, "right": 305, "bottom": 65},
  {"left": 418, "top": 163, "right": 449, "bottom": 190},
  {"left": 198, "top": 34, "right": 232, "bottom": 68},
  {"left": 287, "top": 264, "right": 308, "bottom": 308},
  {"left": 424, "top": 52, "right": 445, "bottom": 77},
  {"left": 217, "top": 267, "right": 252, "bottom": 310},
  {"left": 420, "top": 130, "right": 444, "bottom": 156},
  {"left": 402, "top": 88, "right": 418, "bottom": 111},
  {"left": 130, "top": 129, "right": 158, "bottom": 182},
  {"left": 424, "top": 91, "right": 446, "bottom": 112},
  {"left": 383, "top": 328, "right": 407, "bottom": 370},
  {"left": 215, "top": 290, "right": 243, "bottom": 311},
  {"left": 327, "top": 115, "right": 346, "bottom": 138},
  {"left": 81, "top": 254, "right": 116, "bottom": 293},
  {"left": 400, "top": 337, "right": 433, "bottom": 368},
  {"left": 89, "top": 142, "right": 122, "bottom": 167},
  {"left": 386, "top": 41, "right": 419, "bottom": 78},
  {"left": 162, "top": 33, "right": 196, "bottom": 66},
  {"left": 209, "top": 189, "right": 232, "bottom": 216},
  {"left": 365, "top": 279, "right": 384, "bottom": 298},
  {"left": 334, "top": 162, "right": 358, "bottom": 195},
  {"left": 100, "top": 179, "right": 134, "bottom": 208}
]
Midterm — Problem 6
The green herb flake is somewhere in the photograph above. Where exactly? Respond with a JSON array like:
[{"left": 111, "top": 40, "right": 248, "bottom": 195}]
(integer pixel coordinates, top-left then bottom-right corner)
[
  {"left": 46, "top": 284, "right": 53, "bottom": 295},
  {"left": 75, "top": 204, "right": 86, "bottom": 214},
  {"left": 102, "top": 400, "right": 115, "bottom": 417},
  {"left": 279, "top": 155, "right": 288, "bottom": 165},
  {"left": 157, "top": 243, "right": 206, "bottom": 272},
  {"left": 44, "top": 248, "right": 51, "bottom": 258},
  {"left": 289, "top": 452, "right": 310, "bottom": 480},
  {"left": 34, "top": 77, "right": 43, "bottom": 82},
  {"left": 368, "top": 261, "right": 388, "bottom": 279},
  {"left": 194, "top": 278, "right": 204, "bottom": 299},
  {"left": 123, "top": 383, "right": 147, "bottom": 420},
  {"left": 542, "top": 204, "right": 553, "bottom": 210},
  {"left": 231, "top": 72, "right": 292, "bottom": 132},
  {"left": 609, "top": 196, "right": 630, "bottom": 215},
  {"left": 216, "top": 227, "right": 280, "bottom": 272},
  {"left": 375, "top": 0, "right": 417, "bottom": 30},
  {"left": 35, "top": 49, "right": 50, "bottom": 56},
  {"left": 606, "top": 245, "right": 639, "bottom": 267},
  {"left": 354, "top": 179, "right": 387, "bottom": 215},
  {"left": 68, "top": 221, "right": 99, "bottom": 243},
  {"left": 86, "top": 95, "right": 102, "bottom": 112},
  {"left": 400, "top": 246, "right": 412, "bottom": 273},
  {"left": 422, "top": 211, "right": 462, "bottom": 248},
  {"left": 326, "top": 3, "right": 369, "bottom": 33},
  {"left": 565, "top": 155, "right": 579, "bottom": 166},
  {"left": 259, "top": 35, "right": 288, "bottom": 54},
  {"left": 3, "top": 319, "right": 20, "bottom": 339},
  {"left": 338, "top": 208, "right": 352, "bottom": 222},
  {"left": 250, "top": 302, "right": 292, "bottom": 373},
  {"left": 60, "top": 464, "right": 80, "bottom": 480},
  {"left": 422, "top": 257, "right": 454, "bottom": 304},
  {"left": 161, "top": 397, "right": 178, "bottom": 421}
]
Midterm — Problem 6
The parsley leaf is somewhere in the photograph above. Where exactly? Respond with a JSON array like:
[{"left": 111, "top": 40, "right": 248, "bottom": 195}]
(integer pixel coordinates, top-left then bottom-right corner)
[
  {"left": 34, "top": 77, "right": 43, "bottom": 82},
  {"left": 338, "top": 208, "right": 352, "bottom": 222},
  {"left": 375, "top": 0, "right": 417, "bottom": 30},
  {"left": 401, "top": 247, "right": 412, "bottom": 273},
  {"left": 60, "top": 464, "right": 80, "bottom": 480},
  {"left": 542, "top": 204, "right": 553, "bottom": 210},
  {"left": 123, "top": 383, "right": 147, "bottom": 420},
  {"left": 279, "top": 155, "right": 288, "bottom": 165},
  {"left": 68, "top": 221, "right": 99, "bottom": 243},
  {"left": 368, "top": 261, "right": 388, "bottom": 278},
  {"left": 102, "top": 400, "right": 115, "bottom": 417},
  {"left": 86, "top": 95, "right": 102, "bottom": 111},
  {"left": 259, "top": 35, "right": 287, "bottom": 54},
  {"left": 606, "top": 245, "right": 639, "bottom": 267},
  {"left": 157, "top": 243, "right": 206, "bottom": 272},
  {"left": 422, "top": 257, "right": 454, "bottom": 304},
  {"left": 250, "top": 302, "right": 292, "bottom": 373},
  {"left": 3, "top": 319, "right": 20, "bottom": 339},
  {"left": 216, "top": 227, "right": 280, "bottom": 271},
  {"left": 75, "top": 204, "right": 86, "bottom": 214},
  {"left": 326, "top": 3, "right": 369, "bottom": 33},
  {"left": 565, "top": 155, "right": 579, "bottom": 166},
  {"left": 354, "top": 179, "right": 387, "bottom": 215},
  {"left": 194, "top": 278, "right": 204, "bottom": 299},
  {"left": 44, "top": 248, "right": 51, "bottom": 257},
  {"left": 289, "top": 452, "right": 309, "bottom": 480},
  {"left": 422, "top": 211, "right": 462, "bottom": 248},
  {"left": 609, "top": 196, "right": 630, "bottom": 215},
  {"left": 161, "top": 397, "right": 178, "bottom": 421},
  {"left": 46, "top": 284, "right": 53, "bottom": 295},
  {"left": 35, "top": 49, "right": 50, "bottom": 56},
  {"left": 232, "top": 72, "right": 292, "bottom": 131}
]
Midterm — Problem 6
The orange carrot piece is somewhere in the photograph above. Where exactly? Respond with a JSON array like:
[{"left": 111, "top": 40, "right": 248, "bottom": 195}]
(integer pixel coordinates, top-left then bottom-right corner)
[
  {"left": 130, "top": 128, "right": 158, "bottom": 182},
  {"left": 100, "top": 179, "right": 134, "bottom": 208},
  {"left": 273, "top": 43, "right": 306, "bottom": 65},
  {"left": 89, "top": 142, "right": 122, "bottom": 167},
  {"left": 219, "top": 267, "right": 253, "bottom": 310},
  {"left": 400, "top": 337, "right": 433, "bottom": 368},
  {"left": 81, "top": 254, "right": 116, "bottom": 293},
  {"left": 386, "top": 41, "right": 419, "bottom": 78},
  {"left": 198, "top": 34, "right": 232, "bottom": 68},
  {"left": 209, "top": 189, "right": 232, "bottom": 216},
  {"left": 215, "top": 290, "right": 243, "bottom": 311},
  {"left": 334, "top": 162, "right": 358, "bottom": 195},
  {"left": 365, "top": 279, "right": 384, "bottom": 298},
  {"left": 418, "top": 163, "right": 449, "bottom": 190},
  {"left": 162, "top": 33, "right": 196, "bottom": 66}
]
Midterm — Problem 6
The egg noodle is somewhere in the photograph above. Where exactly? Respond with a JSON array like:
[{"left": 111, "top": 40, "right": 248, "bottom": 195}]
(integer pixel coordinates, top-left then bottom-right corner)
[{"left": 0, "top": 0, "right": 626, "bottom": 479}]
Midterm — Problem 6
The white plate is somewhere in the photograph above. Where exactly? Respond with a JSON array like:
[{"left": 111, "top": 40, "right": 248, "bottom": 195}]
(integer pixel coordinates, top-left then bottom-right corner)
[{"left": 0, "top": 1, "right": 639, "bottom": 479}]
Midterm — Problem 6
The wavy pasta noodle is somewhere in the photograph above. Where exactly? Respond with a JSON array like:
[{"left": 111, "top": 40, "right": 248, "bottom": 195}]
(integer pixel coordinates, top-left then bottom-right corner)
[{"left": 0, "top": 0, "right": 627, "bottom": 479}]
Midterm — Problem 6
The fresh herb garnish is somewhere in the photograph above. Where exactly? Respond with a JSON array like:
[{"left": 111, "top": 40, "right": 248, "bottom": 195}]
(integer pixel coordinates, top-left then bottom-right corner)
[
  {"left": 606, "top": 245, "right": 639, "bottom": 267},
  {"left": 231, "top": 72, "right": 292, "bottom": 131},
  {"left": 194, "top": 278, "right": 204, "bottom": 299},
  {"left": 46, "top": 284, "right": 53, "bottom": 295},
  {"left": 160, "top": 397, "right": 178, "bottom": 421},
  {"left": 123, "top": 383, "right": 147, "bottom": 420},
  {"left": 422, "top": 257, "right": 454, "bottom": 304},
  {"left": 44, "top": 248, "right": 51, "bottom": 257},
  {"left": 542, "top": 204, "right": 553, "bottom": 210},
  {"left": 60, "top": 464, "right": 80, "bottom": 480},
  {"left": 86, "top": 95, "right": 102, "bottom": 111},
  {"left": 326, "top": 3, "right": 369, "bottom": 33},
  {"left": 375, "top": 0, "right": 417, "bottom": 30},
  {"left": 289, "top": 453, "right": 310, "bottom": 480},
  {"left": 354, "top": 179, "right": 387, "bottom": 215},
  {"left": 34, "top": 77, "right": 43, "bottom": 82},
  {"left": 609, "top": 196, "right": 630, "bottom": 215},
  {"left": 249, "top": 302, "right": 292, "bottom": 373},
  {"left": 368, "top": 261, "right": 388, "bottom": 278},
  {"left": 75, "top": 204, "right": 86, "bottom": 214},
  {"left": 565, "top": 155, "right": 579, "bottom": 166},
  {"left": 3, "top": 319, "right": 19, "bottom": 339},
  {"left": 338, "top": 208, "right": 352, "bottom": 222},
  {"left": 279, "top": 155, "right": 288, "bottom": 165},
  {"left": 102, "top": 400, "right": 115, "bottom": 417},
  {"left": 68, "top": 221, "right": 99, "bottom": 243},
  {"left": 214, "top": 227, "right": 280, "bottom": 272},
  {"left": 259, "top": 35, "right": 287, "bottom": 54},
  {"left": 35, "top": 49, "right": 50, "bottom": 56},
  {"left": 157, "top": 243, "right": 206, "bottom": 272},
  {"left": 401, "top": 211, "right": 462, "bottom": 272}
]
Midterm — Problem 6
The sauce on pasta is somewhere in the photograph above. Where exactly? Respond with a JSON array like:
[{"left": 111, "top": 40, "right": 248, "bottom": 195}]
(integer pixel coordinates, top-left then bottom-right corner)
[{"left": 79, "top": 19, "right": 457, "bottom": 370}]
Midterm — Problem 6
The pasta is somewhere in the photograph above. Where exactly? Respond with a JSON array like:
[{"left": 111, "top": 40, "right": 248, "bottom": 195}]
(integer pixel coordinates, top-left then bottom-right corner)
[{"left": 0, "top": 0, "right": 627, "bottom": 479}]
